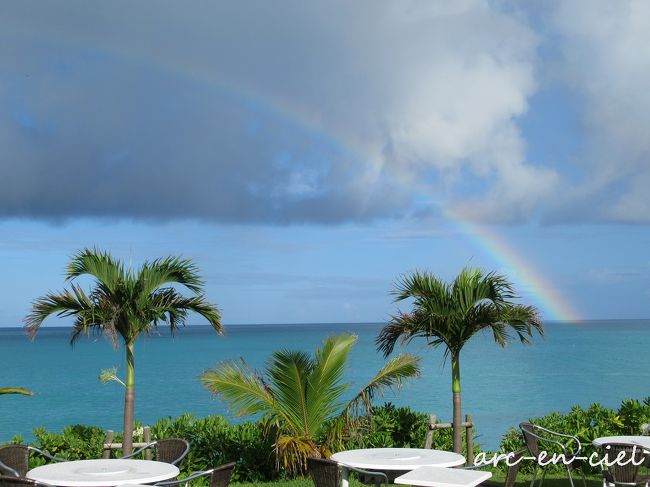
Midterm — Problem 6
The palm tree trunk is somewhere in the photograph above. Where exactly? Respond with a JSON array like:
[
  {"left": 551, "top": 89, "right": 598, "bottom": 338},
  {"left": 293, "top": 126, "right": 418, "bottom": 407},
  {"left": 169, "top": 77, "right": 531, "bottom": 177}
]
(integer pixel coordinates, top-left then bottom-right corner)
[
  {"left": 451, "top": 352, "right": 462, "bottom": 454},
  {"left": 122, "top": 341, "right": 135, "bottom": 455}
]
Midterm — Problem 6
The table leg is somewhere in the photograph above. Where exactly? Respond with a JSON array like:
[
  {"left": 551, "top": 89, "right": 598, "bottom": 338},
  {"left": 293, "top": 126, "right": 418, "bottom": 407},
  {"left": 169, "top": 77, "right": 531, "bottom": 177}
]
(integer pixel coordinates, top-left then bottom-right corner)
[{"left": 341, "top": 467, "right": 349, "bottom": 487}]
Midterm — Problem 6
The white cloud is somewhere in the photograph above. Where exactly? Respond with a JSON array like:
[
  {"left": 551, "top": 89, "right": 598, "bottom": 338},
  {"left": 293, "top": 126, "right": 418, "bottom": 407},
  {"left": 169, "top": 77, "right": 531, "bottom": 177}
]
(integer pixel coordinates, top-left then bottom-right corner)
[
  {"left": 452, "top": 123, "right": 560, "bottom": 222},
  {"left": 0, "top": 0, "right": 550, "bottom": 223},
  {"left": 551, "top": 0, "right": 650, "bottom": 223},
  {"left": 588, "top": 268, "right": 643, "bottom": 284}
]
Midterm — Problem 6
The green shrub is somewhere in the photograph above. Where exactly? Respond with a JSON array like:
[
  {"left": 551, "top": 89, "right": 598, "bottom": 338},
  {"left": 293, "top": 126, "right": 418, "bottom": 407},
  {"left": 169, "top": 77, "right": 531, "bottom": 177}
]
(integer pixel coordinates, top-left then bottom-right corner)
[
  {"left": 9, "top": 398, "right": 650, "bottom": 481},
  {"left": 30, "top": 424, "right": 106, "bottom": 465},
  {"left": 149, "top": 414, "right": 276, "bottom": 482},
  {"left": 499, "top": 401, "right": 642, "bottom": 474},
  {"left": 618, "top": 398, "right": 650, "bottom": 434},
  {"left": 342, "top": 403, "right": 475, "bottom": 457}
]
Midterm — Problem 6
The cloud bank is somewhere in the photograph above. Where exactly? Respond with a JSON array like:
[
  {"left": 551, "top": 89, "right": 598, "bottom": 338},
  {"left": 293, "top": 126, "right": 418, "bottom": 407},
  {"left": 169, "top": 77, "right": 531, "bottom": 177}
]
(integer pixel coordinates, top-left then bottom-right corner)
[
  {"left": 550, "top": 0, "right": 650, "bottom": 223},
  {"left": 1, "top": 1, "right": 648, "bottom": 224}
]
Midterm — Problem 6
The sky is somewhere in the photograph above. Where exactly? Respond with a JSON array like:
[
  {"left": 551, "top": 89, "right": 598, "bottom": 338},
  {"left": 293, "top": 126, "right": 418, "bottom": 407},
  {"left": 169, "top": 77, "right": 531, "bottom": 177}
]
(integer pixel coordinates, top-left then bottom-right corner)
[{"left": 1, "top": 0, "right": 649, "bottom": 326}]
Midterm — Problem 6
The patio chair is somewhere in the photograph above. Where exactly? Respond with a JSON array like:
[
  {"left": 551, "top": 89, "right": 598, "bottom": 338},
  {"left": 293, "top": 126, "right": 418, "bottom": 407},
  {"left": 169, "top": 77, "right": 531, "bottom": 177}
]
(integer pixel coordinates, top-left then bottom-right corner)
[
  {"left": 122, "top": 438, "right": 190, "bottom": 466},
  {"left": 0, "top": 477, "right": 54, "bottom": 487},
  {"left": 0, "top": 446, "right": 65, "bottom": 478},
  {"left": 307, "top": 457, "right": 388, "bottom": 487},
  {"left": 153, "top": 462, "right": 236, "bottom": 487},
  {"left": 597, "top": 442, "right": 650, "bottom": 487},
  {"left": 519, "top": 422, "right": 586, "bottom": 487}
]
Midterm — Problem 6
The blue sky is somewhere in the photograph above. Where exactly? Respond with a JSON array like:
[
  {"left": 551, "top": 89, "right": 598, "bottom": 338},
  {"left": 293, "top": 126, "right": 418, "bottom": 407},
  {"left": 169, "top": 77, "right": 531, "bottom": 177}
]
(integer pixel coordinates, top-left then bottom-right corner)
[{"left": 1, "top": 1, "right": 649, "bottom": 325}]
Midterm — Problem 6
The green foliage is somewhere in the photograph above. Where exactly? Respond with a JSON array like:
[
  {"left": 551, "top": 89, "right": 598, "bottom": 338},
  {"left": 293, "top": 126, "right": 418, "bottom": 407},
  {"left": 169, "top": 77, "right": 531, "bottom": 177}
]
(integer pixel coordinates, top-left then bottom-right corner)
[
  {"left": 618, "top": 398, "right": 650, "bottom": 434},
  {"left": 343, "top": 404, "right": 479, "bottom": 459},
  {"left": 499, "top": 399, "right": 650, "bottom": 474},
  {"left": 29, "top": 425, "right": 106, "bottom": 466},
  {"left": 201, "top": 334, "right": 420, "bottom": 475},
  {"left": 149, "top": 414, "right": 276, "bottom": 482},
  {"left": 9, "top": 397, "right": 650, "bottom": 481},
  {"left": 344, "top": 403, "right": 431, "bottom": 449},
  {"left": 5, "top": 406, "right": 433, "bottom": 481}
]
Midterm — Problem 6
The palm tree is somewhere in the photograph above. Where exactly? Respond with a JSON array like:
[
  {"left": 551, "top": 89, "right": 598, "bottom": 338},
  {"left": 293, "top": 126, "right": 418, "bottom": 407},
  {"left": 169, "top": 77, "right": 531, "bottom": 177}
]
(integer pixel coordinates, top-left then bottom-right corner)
[
  {"left": 201, "top": 333, "right": 420, "bottom": 475},
  {"left": 24, "top": 248, "right": 222, "bottom": 454},
  {"left": 376, "top": 267, "right": 543, "bottom": 454},
  {"left": 0, "top": 387, "right": 32, "bottom": 395}
]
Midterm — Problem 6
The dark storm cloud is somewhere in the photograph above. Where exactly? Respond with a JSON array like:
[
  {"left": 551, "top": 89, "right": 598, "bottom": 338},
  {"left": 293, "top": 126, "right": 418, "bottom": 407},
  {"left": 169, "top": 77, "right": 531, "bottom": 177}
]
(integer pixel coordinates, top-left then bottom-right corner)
[{"left": 0, "top": 45, "right": 401, "bottom": 223}]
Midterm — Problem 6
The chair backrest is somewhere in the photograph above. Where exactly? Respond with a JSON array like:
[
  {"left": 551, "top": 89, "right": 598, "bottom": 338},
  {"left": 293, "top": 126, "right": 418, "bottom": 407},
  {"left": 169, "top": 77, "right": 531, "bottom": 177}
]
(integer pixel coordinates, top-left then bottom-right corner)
[
  {"left": 155, "top": 439, "right": 190, "bottom": 466},
  {"left": 0, "top": 446, "right": 29, "bottom": 478},
  {"left": 503, "top": 448, "right": 526, "bottom": 487},
  {"left": 519, "top": 423, "right": 542, "bottom": 459},
  {"left": 208, "top": 462, "right": 236, "bottom": 487},
  {"left": 0, "top": 476, "right": 52, "bottom": 487},
  {"left": 307, "top": 457, "right": 340, "bottom": 487},
  {"left": 599, "top": 443, "right": 648, "bottom": 486}
]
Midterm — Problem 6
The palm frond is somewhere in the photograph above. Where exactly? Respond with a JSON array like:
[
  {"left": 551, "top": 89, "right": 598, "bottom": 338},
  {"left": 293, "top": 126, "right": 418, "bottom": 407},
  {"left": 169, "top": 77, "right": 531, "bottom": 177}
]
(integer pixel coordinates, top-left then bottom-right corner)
[
  {"left": 376, "top": 311, "right": 432, "bottom": 357},
  {"left": 381, "top": 267, "right": 544, "bottom": 356},
  {"left": 498, "top": 304, "right": 544, "bottom": 342},
  {"left": 137, "top": 256, "right": 204, "bottom": 296},
  {"left": 392, "top": 271, "right": 452, "bottom": 311},
  {"left": 24, "top": 285, "right": 94, "bottom": 338},
  {"left": 484, "top": 271, "right": 518, "bottom": 303},
  {"left": 345, "top": 353, "right": 420, "bottom": 417},
  {"left": 200, "top": 360, "right": 276, "bottom": 417},
  {"left": 99, "top": 367, "right": 126, "bottom": 387},
  {"left": 267, "top": 349, "right": 314, "bottom": 435},
  {"left": 65, "top": 248, "right": 124, "bottom": 289},
  {"left": 306, "top": 334, "right": 356, "bottom": 434},
  {"left": 274, "top": 434, "right": 319, "bottom": 476},
  {"left": 146, "top": 289, "right": 222, "bottom": 334},
  {"left": 0, "top": 387, "right": 33, "bottom": 396},
  {"left": 69, "top": 315, "right": 103, "bottom": 346}
]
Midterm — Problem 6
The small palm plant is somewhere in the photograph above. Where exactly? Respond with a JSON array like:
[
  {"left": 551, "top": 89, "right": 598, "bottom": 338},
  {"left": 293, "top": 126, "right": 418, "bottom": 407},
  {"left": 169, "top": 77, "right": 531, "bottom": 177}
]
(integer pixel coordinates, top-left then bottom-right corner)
[
  {"left": 376, "top": 267, "right": 543, "bottom": 453},
  {"left": 24, "top": 248, "right": 222, "bottom": 454},
  {"left": 201, "top": 333, "right": 420, "bottom": 474}
]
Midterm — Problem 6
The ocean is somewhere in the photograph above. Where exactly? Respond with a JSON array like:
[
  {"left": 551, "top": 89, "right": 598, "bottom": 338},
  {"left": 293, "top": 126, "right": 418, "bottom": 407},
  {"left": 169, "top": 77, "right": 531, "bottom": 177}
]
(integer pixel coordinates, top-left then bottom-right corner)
[{"left": 1, "top": 320, "right": 649, "bottom": 450}]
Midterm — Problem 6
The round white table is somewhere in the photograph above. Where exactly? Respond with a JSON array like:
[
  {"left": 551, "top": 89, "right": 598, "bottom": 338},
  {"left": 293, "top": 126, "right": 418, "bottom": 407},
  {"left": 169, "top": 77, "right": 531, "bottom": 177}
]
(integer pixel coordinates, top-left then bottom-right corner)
[
  {"left": 27, "top": 459, "right": 180, "bottom": 487},
  {"left": 331, "top": 448, "right": 466, "bottom": 487},
  {"left": 592, "top": 436, "right": 650, "bottom": 450}
]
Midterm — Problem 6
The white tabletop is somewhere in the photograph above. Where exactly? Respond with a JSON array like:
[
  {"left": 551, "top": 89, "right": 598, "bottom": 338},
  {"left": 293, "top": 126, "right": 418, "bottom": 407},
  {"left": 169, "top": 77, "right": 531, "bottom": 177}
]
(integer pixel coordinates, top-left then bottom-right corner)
[
  {"left": 331, "top": 448, "right": 466, "bottom": 470},
  {"left": 592, "top": 436, "right": 650, "bottom": 450},
  {"left": 395, "top": 466, "right": 491, "bottom": 487},
  {"left": 27, "top": 459, "right": 180, "bottom": 487}
]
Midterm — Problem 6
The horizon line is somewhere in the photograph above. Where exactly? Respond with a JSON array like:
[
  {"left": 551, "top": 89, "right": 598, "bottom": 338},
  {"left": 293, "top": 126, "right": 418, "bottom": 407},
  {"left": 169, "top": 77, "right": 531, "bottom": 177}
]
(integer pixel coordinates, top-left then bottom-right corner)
[{"left": 1, "top": 318, "right": 649, "bottom": 330}]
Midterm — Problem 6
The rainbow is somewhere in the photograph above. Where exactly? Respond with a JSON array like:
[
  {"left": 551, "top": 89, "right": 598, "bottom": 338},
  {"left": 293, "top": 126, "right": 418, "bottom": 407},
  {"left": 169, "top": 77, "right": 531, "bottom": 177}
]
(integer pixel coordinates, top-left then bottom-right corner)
[
  {"left": 36, "top": 36, "right": 581, "bottom": 322},
  {"left": 449, "top": 213, "right": 581, "bottom": 322}
]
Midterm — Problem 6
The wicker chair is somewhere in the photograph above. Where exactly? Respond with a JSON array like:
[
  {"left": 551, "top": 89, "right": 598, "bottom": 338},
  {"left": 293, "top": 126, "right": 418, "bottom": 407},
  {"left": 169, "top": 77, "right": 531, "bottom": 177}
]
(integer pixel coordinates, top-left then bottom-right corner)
[
  {"left": 0, "top": 446, "right": 65, "bottom": 478},
  {"left": 122, "top": 438, "right": 190, "bottom": 467},
  {"left": 520, "top": 423, "right": 586, "bottom": 487},
  {"left": 0, "top": 476, "right": 54, "bottom": 487},
  {"left": 154, "top": 462, "right": 236, "bottom": 487},
  {"left": 598, "top": 443, "right": 650, "bottom": 487},
  {"left": 307, "top": 457, "right": 388, "bottom": 487}
]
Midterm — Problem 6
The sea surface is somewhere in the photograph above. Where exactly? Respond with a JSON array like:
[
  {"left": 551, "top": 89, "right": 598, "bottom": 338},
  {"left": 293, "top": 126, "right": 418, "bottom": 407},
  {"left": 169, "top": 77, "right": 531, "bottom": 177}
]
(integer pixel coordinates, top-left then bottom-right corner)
[{"left": 1, "top": 320, "right": 649, "bottom": 450}]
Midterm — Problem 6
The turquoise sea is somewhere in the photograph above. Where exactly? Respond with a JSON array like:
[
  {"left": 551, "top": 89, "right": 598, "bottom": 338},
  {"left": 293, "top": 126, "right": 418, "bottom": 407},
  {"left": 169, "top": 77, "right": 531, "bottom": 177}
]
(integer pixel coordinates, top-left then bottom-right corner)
[{"left": 1, "top": 321, "right": 649, "bottom": 450}]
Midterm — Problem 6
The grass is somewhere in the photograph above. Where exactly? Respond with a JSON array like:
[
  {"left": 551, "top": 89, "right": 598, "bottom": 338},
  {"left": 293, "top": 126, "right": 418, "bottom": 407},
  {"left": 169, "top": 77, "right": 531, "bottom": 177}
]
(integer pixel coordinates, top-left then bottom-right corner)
[
  {"left": 490, "top": 470, "right": 600, "bottom": 487},
  {"left": 233, "top": 471, "right": 603, "bottom": 487}
]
